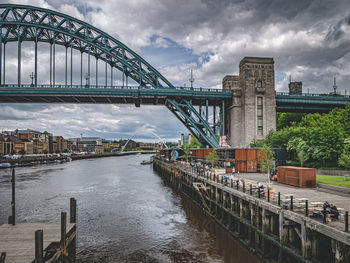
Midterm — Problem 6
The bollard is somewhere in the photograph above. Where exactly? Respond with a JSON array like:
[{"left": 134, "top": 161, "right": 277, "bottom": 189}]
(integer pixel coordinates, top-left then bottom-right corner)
[
  {"left": 250, "top": 184, "right": 252, "bottom": 195},
  {"left": 278, "top": 192, "right": 281, "bottom": 206},
  {"left": 345, "top": 211, "right": 349, "bottom": 232},
  {"left": 268, "top": 189, "right": 270, "bottom": 202},
  {"left": 305, "top": 200, "right": 309, "bottom": 217},
  {"left": 243, "top": 182, "right": 245, "bottom": 193},
  {"left": 35, "top": 230, "right": 43, "bottom": 263},
  {"left": 290, "top": 196, "right": 293, "bottom": 211},
  {"left": 323, "top": 207, "right": 327, "bottom": 223}
]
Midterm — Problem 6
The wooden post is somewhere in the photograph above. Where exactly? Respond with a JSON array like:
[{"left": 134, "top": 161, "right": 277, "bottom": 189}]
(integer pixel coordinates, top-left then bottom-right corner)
[
  {"left": 345, "top": 211, "right": 348, "bottom": 232},
  {"left": 0, "top": 253, "right": 6, "bottom": 263},
  {"left": 301, "top": 220, "right": 311, "bottom": 259},
  {"left": 290, "top": 196, "right": 293, "bottom": 211},
  {"left": 278, "top": 192, "right": 281, "bottom": 206},
  {"left": 267, "top": 189, "right": 270, "bottom": 202},
  {"left": 70, "top": 198, "right": 76, "bottom": 223},
  {"left": 305, "top": 200, "right": 309, "bottom": 217},
  {"left": 279, "top": 211, "right": 287, "bottom": 244},
  {"left": 250, "top": 184, "right": 252, "bottom": 195},
  {"left": 69, "top": 198, "right": 77, "bottom": 261},
  {"left": 35, "top": 230, "right": 43, "bottom": 263},
  {"left": 9, "top": 168, "right": 15, "bottom": 225},
  {"left": 61, "top": 212, "right": 67, "bottom": 256}
]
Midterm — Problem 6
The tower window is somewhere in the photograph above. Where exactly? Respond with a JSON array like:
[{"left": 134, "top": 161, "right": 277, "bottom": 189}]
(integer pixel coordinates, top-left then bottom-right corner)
[{"left": 257, "top": 97, "right": 263, "bottom": 135}]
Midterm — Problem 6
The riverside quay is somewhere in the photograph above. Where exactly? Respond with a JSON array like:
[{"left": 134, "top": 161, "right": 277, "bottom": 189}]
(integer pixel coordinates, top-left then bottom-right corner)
[{"left": 153, "top": 158, "right": 350, "bottom": 263}]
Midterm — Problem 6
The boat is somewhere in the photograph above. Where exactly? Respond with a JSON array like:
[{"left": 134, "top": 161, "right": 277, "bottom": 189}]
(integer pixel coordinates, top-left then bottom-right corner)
[
  {"left": 0, "top": 163, "right": 11, "bottom": 169},
  {"left": 140, "top": 160, "right": 152, "bottom": 165}
]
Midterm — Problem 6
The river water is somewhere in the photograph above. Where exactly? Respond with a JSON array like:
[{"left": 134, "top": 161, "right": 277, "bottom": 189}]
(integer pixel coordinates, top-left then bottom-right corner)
[{"left": 0, "top": 154, "right": 260, "bottom": 263}]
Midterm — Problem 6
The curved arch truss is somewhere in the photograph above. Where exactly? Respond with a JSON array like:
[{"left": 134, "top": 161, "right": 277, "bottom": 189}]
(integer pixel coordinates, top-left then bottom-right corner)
[{"left": 0, "top": 4, "right": 224, "bottom": 148}]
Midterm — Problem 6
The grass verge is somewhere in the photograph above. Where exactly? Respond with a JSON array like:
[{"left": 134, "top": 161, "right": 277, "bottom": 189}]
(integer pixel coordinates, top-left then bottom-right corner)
[{"left": 316, "top": 175, "right": 350, "bottom": 189}]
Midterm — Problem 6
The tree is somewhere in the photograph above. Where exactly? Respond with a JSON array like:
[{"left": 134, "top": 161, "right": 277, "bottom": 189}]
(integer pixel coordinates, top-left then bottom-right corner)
[
  {"left": 186, "top": 137, "right": 202, "bottom": 148},
  {"left": 10, "top": 149, "right": 16, "bottom": 155},
  {"left": 276, "top": 112, "right": 306, "bottom": 130},
  {"left": 183, "top": 147, "right": 191, "bottom": 162},
  {"left": 339, "top": 138, "right": 350, "bottom": 170},
  {"left": 43, "top": 149, "right": 48, "bottom": 154},
  {"left": 259, "top": 145, "right": 275, "bottom": 182},
  {"left": 206, "top": 149, "right": 219, "bottom": 167},
  {"left": 18, "top": 149, "right": 26, "bottom": 156},
  {"left": 63, "top": 149, "right": 69, "bottom": 153},
  {"left": 287, "top": 138, "right": 309, "bottom": 167},
  {"left": 104, "top": 147, "right": 112, "bottom": 152}
]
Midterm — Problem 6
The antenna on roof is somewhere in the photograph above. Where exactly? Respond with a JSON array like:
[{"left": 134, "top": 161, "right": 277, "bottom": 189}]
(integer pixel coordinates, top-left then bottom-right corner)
[
  {"left": 333, "top": 75, "right": 338, "bottom": 94},
  {"left": 189, "top": 70, "right": 194, "bottom": 89}
]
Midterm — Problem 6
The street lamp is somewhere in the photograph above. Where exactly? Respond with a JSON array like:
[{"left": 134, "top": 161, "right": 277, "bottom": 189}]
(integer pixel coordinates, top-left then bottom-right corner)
[
  {"left": 84, "top": 73, "right": 89, "bottom": 87},
  {"left": 30, "top": 72, "right": 35, "bottom": 87}
]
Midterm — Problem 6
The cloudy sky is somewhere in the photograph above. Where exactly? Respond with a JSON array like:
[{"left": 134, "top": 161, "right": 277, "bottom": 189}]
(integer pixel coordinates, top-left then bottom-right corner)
[{"left": 0, "top": 0, "right": 350, "bottom": 142}]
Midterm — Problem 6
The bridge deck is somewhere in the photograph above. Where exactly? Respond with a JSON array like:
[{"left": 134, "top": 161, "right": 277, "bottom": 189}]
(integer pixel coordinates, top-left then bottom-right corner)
[{"left": 0, "top": 222, "right": 75, "bottom": 263}]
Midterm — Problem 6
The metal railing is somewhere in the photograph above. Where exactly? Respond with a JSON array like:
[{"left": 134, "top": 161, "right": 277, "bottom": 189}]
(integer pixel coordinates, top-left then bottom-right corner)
[
  {"left": 172, "top": 160, "right": 349, "bottom": 233},
  {"left": 0, "top": 84, "right": 232, "bottom": 93},
  {"left": 277, "top": 92, "right": 350, "bottom": 99}
]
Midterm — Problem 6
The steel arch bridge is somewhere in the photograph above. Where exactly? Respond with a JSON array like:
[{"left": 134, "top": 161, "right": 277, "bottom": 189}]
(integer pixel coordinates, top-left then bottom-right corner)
[{"left": 0, "top": 4, "right": 230, "bottom": 148}]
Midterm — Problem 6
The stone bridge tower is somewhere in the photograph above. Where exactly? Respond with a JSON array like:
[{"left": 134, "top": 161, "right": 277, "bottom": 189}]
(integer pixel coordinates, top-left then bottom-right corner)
[{"left": 223, "top": 57, "right": 276, "bottom": 147}]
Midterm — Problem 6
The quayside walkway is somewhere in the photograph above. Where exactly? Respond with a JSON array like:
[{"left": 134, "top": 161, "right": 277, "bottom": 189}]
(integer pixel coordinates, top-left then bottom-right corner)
[{"left": 153, "top": 158, "right": 350, "bottom": 263}]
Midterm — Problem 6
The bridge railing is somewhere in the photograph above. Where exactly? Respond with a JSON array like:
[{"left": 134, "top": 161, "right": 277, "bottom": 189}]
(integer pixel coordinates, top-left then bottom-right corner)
[
  {"left": 0, "top": 84, "right": 231, "bottom": 93},
  {"left": 277, "top": 92, "right": 350, "bottom": 99}
]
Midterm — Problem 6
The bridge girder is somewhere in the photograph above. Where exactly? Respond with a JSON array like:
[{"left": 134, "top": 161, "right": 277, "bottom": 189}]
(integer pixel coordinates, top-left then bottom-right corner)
[{"left": 0, "top": 4, "right": 222, "bottom": 148}]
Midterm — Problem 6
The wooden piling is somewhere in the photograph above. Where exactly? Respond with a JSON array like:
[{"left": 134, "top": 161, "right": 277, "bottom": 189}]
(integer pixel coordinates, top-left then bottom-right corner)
[
  {"left": 70, "top": 198, "right": 77, "bottom": 223},
  {"left": 35, "top": 230, "right": 43, "bottom": 263},
  {"left": 8, "top": 168, "right": 15, "bottom": 225},
  {"left": 61, "top": 212, "right": 67, "bottom": 256},
  {"left": 0, "top": 253, "right": 6, "bottom": 263}
]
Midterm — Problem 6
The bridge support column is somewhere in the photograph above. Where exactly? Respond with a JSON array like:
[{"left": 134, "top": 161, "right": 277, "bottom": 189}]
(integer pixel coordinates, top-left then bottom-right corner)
[
  {"left": 88, "top": 46, "right": 90, "bottom": 86},
  {"left": 0, "top": 30, "right": 2, "bottom": 85},
  {"left": 105, "top": 60, "right": 107, "bottom": 86},
  {"left": 80, "top": 51, "right": 83, "bottom": 86},
  {"left": 111, "top": 63, "right": 113, "bottom": 86},
  {"left": 35, "top": 37, "right": 38, "bottom": 86},
  {"left": 65, "top": 46, "right": 68, "bottom": 86},
  {"left": 50, "top": 43, "right": 52, "bottom": 86},
  {"left": 96, "top": 57, "right": 98, "bottom": 86},
  {"left": 53, "top": 41, "right": 55, "bottom": 86},
  {"left": 17, "top": 29, "right": 21, "bottom": 86},
  {"left": 71, "top": 44, "right": 73, "bottom": 86},
  {"left": 3, "top": 42, "right": 5, "bottom": 85},
  {"left": 223, "top": 57, "right": 276, "bottom": 147}
]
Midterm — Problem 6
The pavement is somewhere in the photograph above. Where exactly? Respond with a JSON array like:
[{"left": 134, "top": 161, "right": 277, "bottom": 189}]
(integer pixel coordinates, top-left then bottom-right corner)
[{"left": 234, "top": 172, "right": 350, "bottom": 230}]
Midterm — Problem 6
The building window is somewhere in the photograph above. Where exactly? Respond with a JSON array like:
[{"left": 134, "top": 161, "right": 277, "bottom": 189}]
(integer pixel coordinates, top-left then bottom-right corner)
[{"left": 257, "top": 97, "right": 263, "bottom": 135}]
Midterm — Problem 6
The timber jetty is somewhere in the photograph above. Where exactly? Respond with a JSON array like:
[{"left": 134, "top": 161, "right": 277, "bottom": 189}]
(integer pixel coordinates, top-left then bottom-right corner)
[
  {"left": 0, "top": 169, "right": 77, "bottom": 263},
  {"left": 153, "top": 158, "right": 350, "bottom": 263}
]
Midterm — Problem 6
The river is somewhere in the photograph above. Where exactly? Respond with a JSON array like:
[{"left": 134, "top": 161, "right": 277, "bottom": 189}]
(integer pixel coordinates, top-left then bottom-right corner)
[{"left": 0, "top": 154, "right": 260, "bottom": 263}]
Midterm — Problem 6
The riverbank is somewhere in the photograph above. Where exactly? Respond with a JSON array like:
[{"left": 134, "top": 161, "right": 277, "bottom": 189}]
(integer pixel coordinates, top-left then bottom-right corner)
[
  {"left": 153, "top": 159, "right": 350, "bottom": 263},
  {"left": 0, "top": 150, "right": 156, "bottom": 168}
]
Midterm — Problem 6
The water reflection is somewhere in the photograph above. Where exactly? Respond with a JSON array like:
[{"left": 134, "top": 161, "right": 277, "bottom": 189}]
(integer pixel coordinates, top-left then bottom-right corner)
[{"left": 0, "top": 155, "right": 260, "bottom": 263}]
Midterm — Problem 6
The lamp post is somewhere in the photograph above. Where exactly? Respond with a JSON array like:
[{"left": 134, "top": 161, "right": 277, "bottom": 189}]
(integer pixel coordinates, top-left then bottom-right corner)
[
  {"left": 30, "top": 72, "right": 35, "bottom": 87},
  {"left": 84, "top": 73, "right": 89, "bottom": 87}
]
